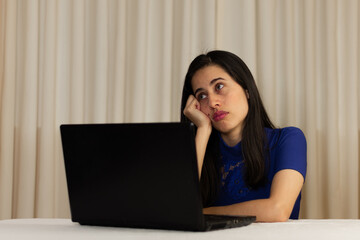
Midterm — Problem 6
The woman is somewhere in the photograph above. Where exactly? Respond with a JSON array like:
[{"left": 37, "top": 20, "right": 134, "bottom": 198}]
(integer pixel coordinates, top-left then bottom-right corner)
[{"left": 181, "top": 50, "right": 307, "bottom": 222}]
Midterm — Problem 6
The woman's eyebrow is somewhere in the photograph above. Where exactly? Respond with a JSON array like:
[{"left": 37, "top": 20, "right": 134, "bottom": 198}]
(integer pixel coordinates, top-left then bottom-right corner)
[
  {"left": 210, "top": 77, "right": 225, "bottom": 85},
  {"left": 194, "top": 77, "right": 225, "bottom": 96}
]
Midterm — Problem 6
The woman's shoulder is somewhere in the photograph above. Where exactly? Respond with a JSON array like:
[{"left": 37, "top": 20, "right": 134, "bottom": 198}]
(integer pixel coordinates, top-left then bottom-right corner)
[
  {"left": 280, "top": 126, "right": 305, "bottom": 138},
  {"left": 266, "top": 126, "right": 305, "bottom": 137},
  {"left": 266, "top": 126, "right": 306, "bottom": 148}
]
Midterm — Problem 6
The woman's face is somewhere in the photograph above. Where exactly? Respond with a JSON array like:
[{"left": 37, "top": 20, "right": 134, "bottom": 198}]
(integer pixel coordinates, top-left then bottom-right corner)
[{"left": 191, "top": 65, "right": 249, "bottom": 142}]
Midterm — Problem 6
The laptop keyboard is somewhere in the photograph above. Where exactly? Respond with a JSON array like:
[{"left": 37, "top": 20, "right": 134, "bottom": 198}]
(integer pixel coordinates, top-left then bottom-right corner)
[{"left": 204, "top": 214, "right": 256, "bottom": 230}]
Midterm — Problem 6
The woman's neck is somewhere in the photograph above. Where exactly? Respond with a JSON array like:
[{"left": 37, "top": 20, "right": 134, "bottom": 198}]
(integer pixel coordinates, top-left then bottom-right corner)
[{"left": 220, "top": 131, "right": 242, "bottom": 147}]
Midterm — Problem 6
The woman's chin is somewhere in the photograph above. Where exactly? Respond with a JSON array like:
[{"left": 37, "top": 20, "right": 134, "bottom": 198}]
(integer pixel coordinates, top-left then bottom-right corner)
[{"left": 212, "top": 122, "right": 230, "bottom": 134}]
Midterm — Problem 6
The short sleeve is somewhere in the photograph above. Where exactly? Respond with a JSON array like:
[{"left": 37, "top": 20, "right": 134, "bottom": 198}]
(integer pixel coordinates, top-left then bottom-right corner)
[{"left": 274, "top": 127, "right": 307, "bottom": 180}]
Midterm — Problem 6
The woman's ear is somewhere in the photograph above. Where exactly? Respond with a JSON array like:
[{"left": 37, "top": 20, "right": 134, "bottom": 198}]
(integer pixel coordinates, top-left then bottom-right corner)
[{"left": 246, "top": 90, "right": 250, "bottom": 99}]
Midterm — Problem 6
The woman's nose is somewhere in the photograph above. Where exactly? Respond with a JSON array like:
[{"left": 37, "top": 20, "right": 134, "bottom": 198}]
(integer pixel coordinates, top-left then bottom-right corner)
[{"left": 208, "top": 94, "right": 220, "bottom": 109}]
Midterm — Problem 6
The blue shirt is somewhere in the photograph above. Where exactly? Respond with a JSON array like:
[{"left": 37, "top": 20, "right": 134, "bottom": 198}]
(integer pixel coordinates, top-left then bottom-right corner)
[{"left": 213, "top": 127, "right": 307, "bottom": 219}]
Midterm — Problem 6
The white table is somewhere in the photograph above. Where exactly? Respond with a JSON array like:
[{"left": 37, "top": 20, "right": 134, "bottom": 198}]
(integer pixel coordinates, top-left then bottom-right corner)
[{"left": 0, "top": 218, "right": 359, "bottom": 240}]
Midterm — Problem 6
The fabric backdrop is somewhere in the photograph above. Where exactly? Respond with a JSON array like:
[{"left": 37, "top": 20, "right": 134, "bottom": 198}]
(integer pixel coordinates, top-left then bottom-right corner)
[{"left": 0, "top": 0, "right": 359, "bottom": 220}]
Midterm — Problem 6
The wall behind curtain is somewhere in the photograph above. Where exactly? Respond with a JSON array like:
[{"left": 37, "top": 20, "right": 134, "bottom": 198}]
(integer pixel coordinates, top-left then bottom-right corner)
[{"left": 0, "top": 0, "right": 359, "bottom": 219}]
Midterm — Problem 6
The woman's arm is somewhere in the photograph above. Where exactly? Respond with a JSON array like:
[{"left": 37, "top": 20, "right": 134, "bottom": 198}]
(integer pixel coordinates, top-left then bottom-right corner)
[
  {"left": 183, "top": 95, "right": 212, "bottom": 178},
  {"left": 203, "top": 169, "right": 304, "bottom": 222},
  {"left": 193, "top": 125, "right": 212, "bottom": 178}
]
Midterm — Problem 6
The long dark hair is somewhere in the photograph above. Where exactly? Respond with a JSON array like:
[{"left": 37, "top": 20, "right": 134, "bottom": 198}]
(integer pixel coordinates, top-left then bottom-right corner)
[{"left": 180, "top": 50, "right": 275, "bottom": 206}]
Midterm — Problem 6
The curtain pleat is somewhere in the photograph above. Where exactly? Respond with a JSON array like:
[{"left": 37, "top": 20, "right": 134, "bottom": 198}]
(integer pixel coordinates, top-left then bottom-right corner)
[
  {"left": 35, "top": 0, "right": 57, "bottom": 217},
  {"left": 69, "top": 0, "right": 85, "bottom": 123},
  {"left": 108, "top": 0, "right": 126, "bottom": 122},
  {"left": 53, "top": 0, "right": 72, "bottom": 218},
  {"left": 0, "top": 0, "right": 359, "bottom": 219},
  {"left": 335, "top": 0, "right": 359, "bottom": 218},
  {"left": 301, "top": 0, "right": 319, "bottom": 218},
  {"left": 0, "top": 0, "right": 17, "bottom": 219},
  {"left": 13, "top": 0, "right": 39, "bottom": 218}
]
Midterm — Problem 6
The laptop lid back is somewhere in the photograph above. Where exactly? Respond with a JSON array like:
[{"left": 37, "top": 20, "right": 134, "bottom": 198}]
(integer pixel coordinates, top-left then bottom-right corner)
[{"left": 60, "top": 122, "right": 205, "bottom": 231}]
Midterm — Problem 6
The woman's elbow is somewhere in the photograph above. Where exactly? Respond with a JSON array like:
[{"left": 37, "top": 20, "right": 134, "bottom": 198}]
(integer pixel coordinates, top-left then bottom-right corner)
[
  {"left": 268, "top": 203, "right": 291, "bottom": 222},
  {"left": 273, "top": 212, "right": 289, "bottom": 222}
]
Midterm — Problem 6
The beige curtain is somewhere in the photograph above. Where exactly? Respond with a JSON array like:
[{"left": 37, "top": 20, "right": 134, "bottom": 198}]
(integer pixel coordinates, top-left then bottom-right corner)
[{"left": 0, "top": 0, "right": 359, "bottom": 220}]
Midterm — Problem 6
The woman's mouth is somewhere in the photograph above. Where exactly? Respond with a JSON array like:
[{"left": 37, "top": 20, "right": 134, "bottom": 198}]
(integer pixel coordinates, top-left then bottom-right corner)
[{"left": 212, "top": 111, "right": 228, "bottom": 122}]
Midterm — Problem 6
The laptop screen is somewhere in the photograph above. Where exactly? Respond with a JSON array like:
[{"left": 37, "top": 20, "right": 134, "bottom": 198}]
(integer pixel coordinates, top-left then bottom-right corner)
[{"left": 60, "top": 122, "right": 205, "bottom": 230}]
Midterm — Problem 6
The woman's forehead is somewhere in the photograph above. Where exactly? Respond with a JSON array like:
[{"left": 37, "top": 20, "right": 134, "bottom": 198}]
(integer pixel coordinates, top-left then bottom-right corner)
[
  {"left": 191, "top": 65, "right": 236, "bottom": 90},
  {"left": 192, "top": 65, "right": 228, "bottom": 84}
]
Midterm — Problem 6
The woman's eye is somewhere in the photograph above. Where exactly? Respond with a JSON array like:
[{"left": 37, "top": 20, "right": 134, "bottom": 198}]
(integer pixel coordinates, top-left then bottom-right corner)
[
  {"left": 198, "top": 94, "right": 207, "bottom": 100},
  {"left": 215, "top": 83, "right": 224, "bottom": 91}
]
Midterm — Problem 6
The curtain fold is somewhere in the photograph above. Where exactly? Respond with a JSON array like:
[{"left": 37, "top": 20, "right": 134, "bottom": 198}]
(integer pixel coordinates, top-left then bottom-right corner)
[
  {"left": 0, "top": 0, "right": 17, "bottom": 219},
  {"left": 13, "top": 0, "right": 39, "bottom": 218},
  {"left": 0, "top": 0, "right": 359, "bottom": 219},
  {"left": 35, "top": 0, "right": 57, "bottom": 217},
  {"left": 335, "top": 0, "right": 359, "bottom": 218}
]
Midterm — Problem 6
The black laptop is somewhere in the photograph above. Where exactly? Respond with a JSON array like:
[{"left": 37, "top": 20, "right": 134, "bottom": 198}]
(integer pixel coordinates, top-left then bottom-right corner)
[{"left": 60, "top": 122, "right": 255, "bottom": 231}]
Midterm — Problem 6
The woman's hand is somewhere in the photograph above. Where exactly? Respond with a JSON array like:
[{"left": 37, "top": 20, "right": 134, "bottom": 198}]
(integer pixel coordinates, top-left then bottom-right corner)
[{"left": 183, "top": 95, "right": 211, "bottom": 129}]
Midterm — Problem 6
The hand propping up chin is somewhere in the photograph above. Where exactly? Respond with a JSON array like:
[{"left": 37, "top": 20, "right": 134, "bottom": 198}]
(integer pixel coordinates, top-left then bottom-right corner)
[{"left": 183, "top": 95, "right": 212, "bottom": 131}]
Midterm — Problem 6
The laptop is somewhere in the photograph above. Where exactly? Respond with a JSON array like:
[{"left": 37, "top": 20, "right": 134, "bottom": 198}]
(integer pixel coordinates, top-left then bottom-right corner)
[{"left": 60, "top": 122, "right": 255, "bottom": 231}]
